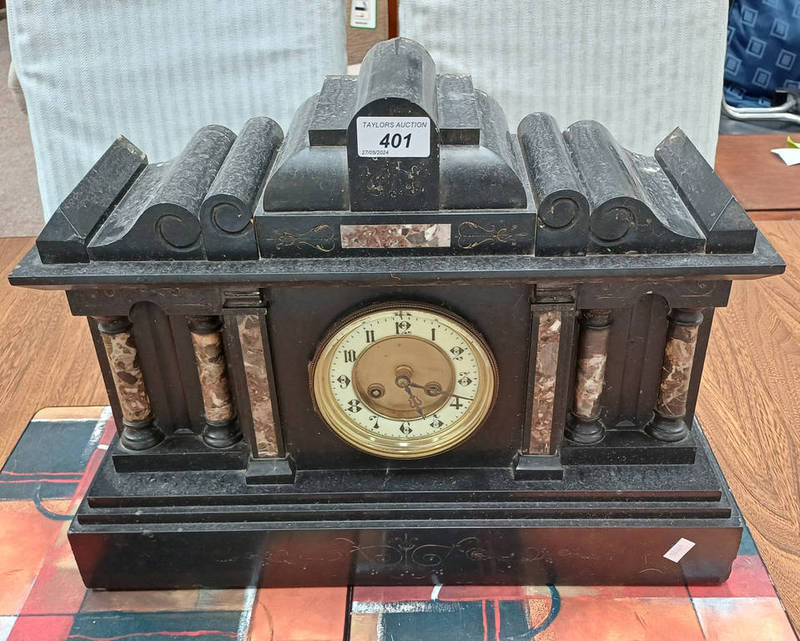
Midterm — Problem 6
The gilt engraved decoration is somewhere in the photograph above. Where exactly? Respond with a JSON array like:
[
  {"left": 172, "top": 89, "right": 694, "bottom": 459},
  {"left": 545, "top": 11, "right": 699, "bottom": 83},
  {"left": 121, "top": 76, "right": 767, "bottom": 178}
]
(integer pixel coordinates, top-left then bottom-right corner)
[{"left": 456, "top": 221, "right": 530, "bottom": 250}]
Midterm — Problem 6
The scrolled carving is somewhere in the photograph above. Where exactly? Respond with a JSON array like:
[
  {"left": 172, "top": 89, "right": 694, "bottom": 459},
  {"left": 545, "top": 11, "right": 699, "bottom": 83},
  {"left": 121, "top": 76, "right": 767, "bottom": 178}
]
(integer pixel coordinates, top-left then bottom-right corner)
[{"left": 258, "top": 533, "right": 549, "bottom": 580}]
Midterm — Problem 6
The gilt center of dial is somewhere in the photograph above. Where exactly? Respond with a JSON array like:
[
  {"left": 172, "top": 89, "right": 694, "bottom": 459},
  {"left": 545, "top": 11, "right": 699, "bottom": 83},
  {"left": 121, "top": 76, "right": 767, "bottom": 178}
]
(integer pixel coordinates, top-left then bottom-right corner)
[{"left": 351, "top": 336, "right": 455, "bottom": 420}]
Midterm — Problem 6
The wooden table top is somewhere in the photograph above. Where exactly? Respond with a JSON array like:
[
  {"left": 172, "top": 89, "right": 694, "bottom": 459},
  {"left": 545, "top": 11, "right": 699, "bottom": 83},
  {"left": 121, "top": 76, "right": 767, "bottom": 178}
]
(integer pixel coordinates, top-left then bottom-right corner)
[{"left": 716, "top": 134, "right": 800, "bottom": 218}]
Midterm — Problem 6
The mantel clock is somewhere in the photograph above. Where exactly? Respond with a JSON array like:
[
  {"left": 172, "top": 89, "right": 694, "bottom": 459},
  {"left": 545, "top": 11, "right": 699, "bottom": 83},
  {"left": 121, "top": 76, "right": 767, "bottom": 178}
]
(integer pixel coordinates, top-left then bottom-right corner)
[{"left": 9, "top": 38, "right": 784, "bottom": 589}]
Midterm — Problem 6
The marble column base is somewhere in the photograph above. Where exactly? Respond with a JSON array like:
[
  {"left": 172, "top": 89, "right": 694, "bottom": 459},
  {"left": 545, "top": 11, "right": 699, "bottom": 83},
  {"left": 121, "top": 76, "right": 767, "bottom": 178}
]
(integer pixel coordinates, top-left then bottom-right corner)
[
  {"left": 202, "top": 419, "right": 242, "bottom": 449},
  {"left": 121, "top": 418, "right": 164, "bottom": 451},
  {"left": 565, "top": 414, "right": 605, "bottom": 445},
  {"left": 646, "top": 413, "right": 690, "bottom": 442}
]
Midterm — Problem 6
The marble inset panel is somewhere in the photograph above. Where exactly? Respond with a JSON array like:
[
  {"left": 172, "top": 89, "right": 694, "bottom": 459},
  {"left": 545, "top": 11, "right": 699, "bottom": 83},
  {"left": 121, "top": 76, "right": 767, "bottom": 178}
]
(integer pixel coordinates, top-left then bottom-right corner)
[
  {"left": 529, "top": 311, "right": 562, "bottom": 454},
  {"left": 340, "top": 223, "right": 451, "bottom": 249},
  {"left": 237, "top": 314, "right": 279, "bottom": 457}
]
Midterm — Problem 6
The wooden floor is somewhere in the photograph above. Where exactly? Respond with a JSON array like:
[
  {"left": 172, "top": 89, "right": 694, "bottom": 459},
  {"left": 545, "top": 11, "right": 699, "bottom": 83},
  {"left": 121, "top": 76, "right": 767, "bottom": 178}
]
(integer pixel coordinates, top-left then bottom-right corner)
[
  {"left": 0, "top": 238, "right": 107, "bottom": 462},
  {"left": 695, "top": 220, "right": 800, "bottom": 628},
  {"left": 2, "top": 226, "right": 800, "bottom": 626}
]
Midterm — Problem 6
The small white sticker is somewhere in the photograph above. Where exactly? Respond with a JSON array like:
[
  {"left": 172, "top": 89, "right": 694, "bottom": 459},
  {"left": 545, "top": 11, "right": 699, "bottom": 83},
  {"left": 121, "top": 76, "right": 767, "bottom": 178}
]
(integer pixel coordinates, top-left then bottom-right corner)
[
  {"left": 350, "top": 0, "right": 377, "bottom": 29},
  {"left": 771, "top": 147, "right": 800, "bottom": 166},
  {"left": 663, "top": 538, "right": 696, "bottom": 563},
  {"left": 357, "top": 117, "right": 430, "bottom": 158}
]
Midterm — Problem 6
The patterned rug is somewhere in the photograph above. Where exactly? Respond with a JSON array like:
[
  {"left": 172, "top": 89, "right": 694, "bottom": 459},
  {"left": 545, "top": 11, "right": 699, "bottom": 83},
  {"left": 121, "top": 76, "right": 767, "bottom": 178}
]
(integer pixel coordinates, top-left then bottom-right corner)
[{"left": 0, "top": 407, "right": 796, "bottom": 641}]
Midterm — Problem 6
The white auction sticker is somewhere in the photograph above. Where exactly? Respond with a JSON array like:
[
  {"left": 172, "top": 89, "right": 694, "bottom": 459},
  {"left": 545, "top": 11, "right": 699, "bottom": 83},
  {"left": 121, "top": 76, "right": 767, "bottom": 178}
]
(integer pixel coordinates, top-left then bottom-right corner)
[
  {"left": 356, "top": 117, "right": 430, "bottom": 158},
  {"left": 663, "top": 538, "right": 696, "bottom": 563}
]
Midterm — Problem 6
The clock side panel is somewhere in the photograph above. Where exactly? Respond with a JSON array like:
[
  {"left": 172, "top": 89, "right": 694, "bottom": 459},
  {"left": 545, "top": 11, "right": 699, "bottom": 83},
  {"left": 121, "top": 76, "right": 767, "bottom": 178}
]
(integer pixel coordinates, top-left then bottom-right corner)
[{"left": 267, "top": 283, "right": 532, "bottom": 470}]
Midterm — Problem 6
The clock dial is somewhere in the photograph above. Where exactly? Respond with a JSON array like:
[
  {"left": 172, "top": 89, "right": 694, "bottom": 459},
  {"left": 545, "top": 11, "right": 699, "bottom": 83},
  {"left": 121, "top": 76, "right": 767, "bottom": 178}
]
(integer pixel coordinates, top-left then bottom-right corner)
[{"left": 310, "top": 303, "right": 498, "bottom": 459}]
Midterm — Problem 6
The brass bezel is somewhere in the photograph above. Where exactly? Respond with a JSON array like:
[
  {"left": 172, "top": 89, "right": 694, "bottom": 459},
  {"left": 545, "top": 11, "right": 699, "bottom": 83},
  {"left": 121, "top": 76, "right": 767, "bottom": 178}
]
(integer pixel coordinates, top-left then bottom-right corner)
[{"left": 310, "top": 302, "right": 499, "bottom": 459}]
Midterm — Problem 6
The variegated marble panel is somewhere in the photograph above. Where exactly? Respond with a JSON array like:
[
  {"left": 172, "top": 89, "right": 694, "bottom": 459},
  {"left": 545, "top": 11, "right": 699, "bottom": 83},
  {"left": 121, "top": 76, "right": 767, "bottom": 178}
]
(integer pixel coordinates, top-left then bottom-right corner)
[
  {"left": 237, "top": 314, "right": 279, "bottom": 457},
  {"left": 340, "top": 223, "right": 451, "bottom": 249},
  {"left": 528, "top": 311, "right": 562, "bottom": 454}
]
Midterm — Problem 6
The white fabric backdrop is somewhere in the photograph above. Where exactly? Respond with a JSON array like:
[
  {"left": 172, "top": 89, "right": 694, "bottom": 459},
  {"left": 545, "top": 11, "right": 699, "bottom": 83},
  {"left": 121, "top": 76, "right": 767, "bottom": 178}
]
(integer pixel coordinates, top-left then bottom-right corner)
[
  {"left": 8, "top": 0, "right": 347, "bottom": 219},
  {"left": 399, "top": 0, "right": 727, "bottom": 163}
]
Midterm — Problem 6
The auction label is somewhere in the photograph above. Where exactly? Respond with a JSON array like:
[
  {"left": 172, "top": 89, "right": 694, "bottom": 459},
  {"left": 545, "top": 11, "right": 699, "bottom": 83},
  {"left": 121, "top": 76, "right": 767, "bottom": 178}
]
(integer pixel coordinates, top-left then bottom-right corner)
[{"left": 356, "top": 117, "right": 430, "bottom": 158}]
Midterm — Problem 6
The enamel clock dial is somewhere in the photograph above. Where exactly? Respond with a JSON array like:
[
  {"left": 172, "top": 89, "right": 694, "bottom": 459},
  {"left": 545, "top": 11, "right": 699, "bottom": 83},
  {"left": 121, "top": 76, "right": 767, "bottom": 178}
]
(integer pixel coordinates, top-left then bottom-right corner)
[{"left": 311, "top": 303, "right": 498, "bottom": 459}]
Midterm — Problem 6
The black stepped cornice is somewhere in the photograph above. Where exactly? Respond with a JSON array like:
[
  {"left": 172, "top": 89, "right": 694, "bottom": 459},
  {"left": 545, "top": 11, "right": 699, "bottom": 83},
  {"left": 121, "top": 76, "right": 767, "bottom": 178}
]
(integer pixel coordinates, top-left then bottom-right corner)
[
  {"left": 263, "top": 37, "right": 527, "bottom": 215},
  {"left": 37, "top": 118, "right": 283, "bottom": 264},
  {"left": 88, "top": 125, "right": 237, "bottom": 261},
  {"left": 518, "top": 114, "right": 757, "bottom": 256},
  {"left": 36, "top": 136, "right": 147, "bottom": 264},
  {"left": 32, "top": 38, "right": 760, "bottom": 264},
  {"left": 655, "top": 128, "right": 757, "bottom": 254}
]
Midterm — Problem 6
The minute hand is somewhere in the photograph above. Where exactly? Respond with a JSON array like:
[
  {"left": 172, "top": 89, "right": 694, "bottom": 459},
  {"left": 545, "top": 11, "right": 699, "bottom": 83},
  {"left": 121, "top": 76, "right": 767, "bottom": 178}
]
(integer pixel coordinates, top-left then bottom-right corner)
[
  {"left": 407, "top": 382, "right": 473, "bottom": 402},
  {"left": 445, "top": 392, "right": 474, "bottom": 402},
  {"left": 402, "top": 385, "right": 425, "bottom": 417}
]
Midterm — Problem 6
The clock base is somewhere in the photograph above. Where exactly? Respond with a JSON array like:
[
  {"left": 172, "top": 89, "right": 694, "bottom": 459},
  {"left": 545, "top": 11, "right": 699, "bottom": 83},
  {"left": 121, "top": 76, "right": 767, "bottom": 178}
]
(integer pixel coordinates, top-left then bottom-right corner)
[{"left": 69, "top": 419, "right": 742, "bottom": 588}]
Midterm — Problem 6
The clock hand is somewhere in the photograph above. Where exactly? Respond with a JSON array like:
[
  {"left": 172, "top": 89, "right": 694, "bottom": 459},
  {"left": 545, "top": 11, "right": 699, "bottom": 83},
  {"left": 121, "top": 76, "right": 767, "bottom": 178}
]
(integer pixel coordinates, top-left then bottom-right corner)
[
  {"left": 405, "top": 379, "right": 475, "bottom": 402},
  {"left": 421, "top": 387, "right": 474, "bottom": 402},
  {"left": 393, "top": 368, "right": 426, "bottom": 418},
  {"left": 402, "top": 385, "right": 425, "bottom": 418},
  {"left": 407, "top": 380, "right": 445, "bottom": 397}
]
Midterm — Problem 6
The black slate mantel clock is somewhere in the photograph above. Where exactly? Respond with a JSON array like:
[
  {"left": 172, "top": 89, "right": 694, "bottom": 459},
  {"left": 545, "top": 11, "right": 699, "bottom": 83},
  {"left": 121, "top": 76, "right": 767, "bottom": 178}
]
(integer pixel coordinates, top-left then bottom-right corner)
[{"left": 9, "top": 38, "right": 784, "bottom": 589}]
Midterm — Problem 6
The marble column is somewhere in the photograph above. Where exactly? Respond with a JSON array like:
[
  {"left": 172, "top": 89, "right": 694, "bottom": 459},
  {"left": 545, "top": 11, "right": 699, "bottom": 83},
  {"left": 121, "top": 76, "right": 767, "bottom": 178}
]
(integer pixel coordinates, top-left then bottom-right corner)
[
  {"left": 565, "top": 310, "right": 612, "bottom": 444},
  {"left": 188, "top": 316, "right": 241, "bottom": 448},
  {"left": 646, "top": 308, "right": 703, "bottom": 442},
  {"left": 94, "top": 316, "right": 163, "bottom": 450}
]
